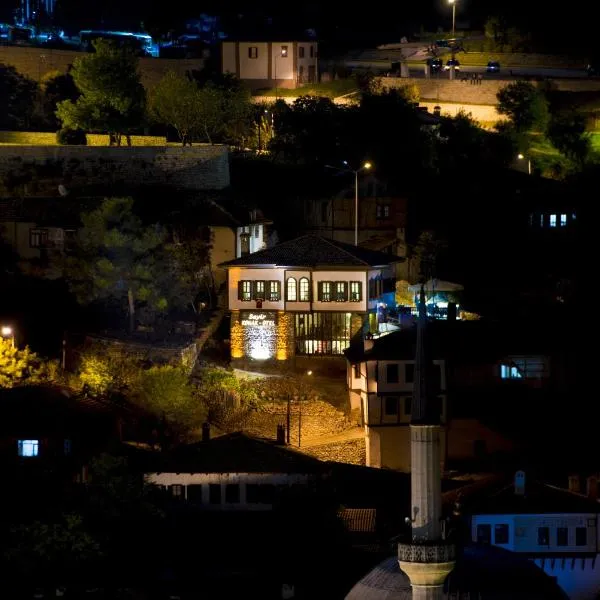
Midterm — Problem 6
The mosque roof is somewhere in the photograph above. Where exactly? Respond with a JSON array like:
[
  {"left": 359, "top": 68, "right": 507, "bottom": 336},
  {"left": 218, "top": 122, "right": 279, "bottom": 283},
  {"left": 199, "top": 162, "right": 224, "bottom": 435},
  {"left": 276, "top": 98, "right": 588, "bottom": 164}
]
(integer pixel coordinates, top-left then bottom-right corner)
[{"left": 345, "top": 545, "right": 568, "bottom": 599}]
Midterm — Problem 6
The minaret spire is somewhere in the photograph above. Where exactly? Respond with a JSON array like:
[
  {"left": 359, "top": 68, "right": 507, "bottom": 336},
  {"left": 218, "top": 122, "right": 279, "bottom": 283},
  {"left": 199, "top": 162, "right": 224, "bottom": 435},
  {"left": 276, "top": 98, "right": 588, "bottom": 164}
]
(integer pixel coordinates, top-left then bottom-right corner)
[{"left": 397, "top": 284, "right": 455, "bottom": 600}]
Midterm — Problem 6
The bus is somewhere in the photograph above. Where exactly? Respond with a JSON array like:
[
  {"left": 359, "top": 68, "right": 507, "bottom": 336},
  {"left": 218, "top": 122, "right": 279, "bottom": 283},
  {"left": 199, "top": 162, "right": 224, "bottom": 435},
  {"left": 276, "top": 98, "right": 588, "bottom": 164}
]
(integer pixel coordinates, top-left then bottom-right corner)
[{"left": 79, "top": 30, "right": 157, "bottom": 56}]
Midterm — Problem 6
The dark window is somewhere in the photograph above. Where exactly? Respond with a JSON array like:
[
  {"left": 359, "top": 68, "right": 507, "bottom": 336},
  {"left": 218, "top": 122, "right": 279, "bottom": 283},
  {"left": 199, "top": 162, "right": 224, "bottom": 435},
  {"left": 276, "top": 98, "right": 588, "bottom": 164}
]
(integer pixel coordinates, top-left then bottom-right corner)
[
  {"left": 268, "top": 280, "right": 281, "bottom": 301},
  {"left": 494, "top": 524, "right": 509, "bottom": 544},
  {"left": 376, "top": 205, "right": 382, "bottom": 218},
  {"left": 318, "top": 281, "right": 332, "bottom": 302},
  {"left": 260, "top": 484, "right": 276, "bottom": 504},
  {"left": 294, "top": 312, "right": 351, "bottom": 355},
  {"left": 209, "top": 484, "right": 221, "bottom": 504},
  {"left": 386, "top": 364, "right": 399, "bottom": 383},
  {"left": 299, "top": 277, "right": 310, "bottom": 302},
  {"left": 64, "top": 439, "right": 72, "bottom": 455},
  {"left": 299, "top": 45, "right": 305, "bottom": 58},
  {"left": 321, "top": 201, "right": 328, "bottom": 223},
  {"left": 225, "top": 484, "right": 240, "bottom": 503},
  {"left": 384, "top": 397, "right": 398, "bottom": 415},
  {"left": 384, "top": 205, "right": 390, "bottom": 217},
  {"left": 557, "top": 527, "right": 568, "bottom": 546},
  {"left": 246, "top": 484, "right": 260, "bottom": 503},
  {"left": 248, "top": 46, "right": 258, "bottom": 58},
  {"left": 187, "top": 484, "right": 203, "bottom": 503},
  {"left": 376, "top": 205, "right": 390, "bottom": 220},
  {"left": 310, "top": 45, "right": 314, "bottom": 58},
  {"left": 29, "top": 228, "right": 48, "bottom": 248},
  {"left": 432, "top": 363, "right": 442, "bottom": 391},
  {"left": 354, "top": 363, "right": 360, "bottom": 378},
  {"left": 405, "top": 363, "right": 415, "bottom": 383},
  {"left": 240, "top": 233, "right": 250, "bottom": 256},
  {"left": 253, "top": 280, "right": 265, "bottom": 299},
  {"left": 473, "top": 440, "right": 487, "bottom": 458},
  {"left": 538, "top": 527, "right": 550, "bottom": 546},
  {"left": 334, "top": 281, "right": 348, "bottom": 302},
  {"left": 254, "top": 225, "right": 260, "bottom": 238},
  {"left": 171, "top": 485, "right": 184, "bottom": 498},
  {"left": 404, "top": 396, "right": 412, "bottom": 415},
  {"left": 576, "top": 527, "right": 587, "bottom": 546},
  {"left": 477, "top": 524, "right": 491, "bottom": 544},
  {"left": 238, "top": 280, "right": 252, "bottom": 301},
  {"left": 350, "top": 281, "right": 362, "bottom": 302}
]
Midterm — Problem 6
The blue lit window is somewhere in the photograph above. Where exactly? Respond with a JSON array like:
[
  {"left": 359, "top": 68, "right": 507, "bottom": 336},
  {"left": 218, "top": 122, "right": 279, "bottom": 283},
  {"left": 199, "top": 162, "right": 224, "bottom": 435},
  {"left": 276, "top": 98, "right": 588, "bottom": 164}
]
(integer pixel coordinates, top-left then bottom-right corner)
[
  {"left": 549, "top": 214, "right": 557, "bottom": 227},
  {"left": 560, "top": 214, "right": 567, "bottom": 227},
  {"left": 18, "top": 439, "right": 39, "bottom": 457},
  {"left": 501, "top": 365, "right": 522, "bottom": 379}
]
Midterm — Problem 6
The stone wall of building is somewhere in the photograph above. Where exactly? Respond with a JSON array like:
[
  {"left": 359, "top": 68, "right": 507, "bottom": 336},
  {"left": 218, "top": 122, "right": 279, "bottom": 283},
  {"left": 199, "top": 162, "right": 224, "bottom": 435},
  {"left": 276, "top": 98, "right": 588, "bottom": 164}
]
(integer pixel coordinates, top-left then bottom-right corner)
[
  {"left": 0, "top": 131, "right": 167, "bottom": 146},
  {"left": 0, "top": 145, "right": 230, "bottom": 196},
  {"left": 0, "top": 45, "right": 205, "bottom": 90}
]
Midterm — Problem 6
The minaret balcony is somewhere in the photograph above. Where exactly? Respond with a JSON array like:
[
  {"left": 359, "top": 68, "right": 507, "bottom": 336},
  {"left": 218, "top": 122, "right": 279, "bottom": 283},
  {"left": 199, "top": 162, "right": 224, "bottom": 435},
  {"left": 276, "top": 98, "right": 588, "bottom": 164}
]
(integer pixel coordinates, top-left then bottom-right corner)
[{"left": 397, "top": 541, "right": 456, "bottom": 564}]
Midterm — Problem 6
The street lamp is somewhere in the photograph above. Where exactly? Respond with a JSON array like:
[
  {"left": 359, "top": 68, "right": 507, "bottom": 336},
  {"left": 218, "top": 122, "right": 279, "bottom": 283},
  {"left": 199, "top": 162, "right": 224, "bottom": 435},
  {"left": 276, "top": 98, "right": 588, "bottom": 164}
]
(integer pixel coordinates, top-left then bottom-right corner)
[
  {"left": 1, "top": 325, "right": 14, "bottom": 348},
  {"left": 449, "top": 0, "right": 457, "bottom": 37},
  {"left": 518, "top": 153, "right": 532, "bottom": 175},
  {"left": 325, "top": 161, "right": 373, "bottom": 246}
]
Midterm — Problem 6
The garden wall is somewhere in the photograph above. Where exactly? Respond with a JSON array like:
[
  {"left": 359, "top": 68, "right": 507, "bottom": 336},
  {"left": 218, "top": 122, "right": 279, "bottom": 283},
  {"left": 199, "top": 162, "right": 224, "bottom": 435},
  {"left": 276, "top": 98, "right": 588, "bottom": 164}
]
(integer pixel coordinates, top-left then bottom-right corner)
[{"left": 0, "top": 131, "right": 167, "bottom": 146}]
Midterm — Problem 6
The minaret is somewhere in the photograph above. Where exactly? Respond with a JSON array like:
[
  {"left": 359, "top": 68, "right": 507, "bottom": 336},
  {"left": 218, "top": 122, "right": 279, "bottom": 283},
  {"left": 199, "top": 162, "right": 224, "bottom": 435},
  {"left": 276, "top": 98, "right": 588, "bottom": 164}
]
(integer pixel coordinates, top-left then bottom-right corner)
[{"left": 397, "top": 286, "right": 455, "bottom": 599}]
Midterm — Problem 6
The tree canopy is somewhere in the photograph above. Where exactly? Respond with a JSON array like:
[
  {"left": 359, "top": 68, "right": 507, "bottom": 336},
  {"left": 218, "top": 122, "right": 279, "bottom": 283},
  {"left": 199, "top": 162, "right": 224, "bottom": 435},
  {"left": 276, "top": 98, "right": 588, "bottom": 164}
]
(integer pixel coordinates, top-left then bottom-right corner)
[
  {"left": 56, "top": 40, "right": 146, "bottom": 145},
  {"left": 0, "top": 64, "right": 37, "bottom": 131},
  {"left": 496, "top": 81, "right": 550, "bottom": 132},
  {"left": 64, "top": 197, "right": 169, "bottom": 332},
  {"left": 0, "top": 338, "right": 48, "bottom": 388}
]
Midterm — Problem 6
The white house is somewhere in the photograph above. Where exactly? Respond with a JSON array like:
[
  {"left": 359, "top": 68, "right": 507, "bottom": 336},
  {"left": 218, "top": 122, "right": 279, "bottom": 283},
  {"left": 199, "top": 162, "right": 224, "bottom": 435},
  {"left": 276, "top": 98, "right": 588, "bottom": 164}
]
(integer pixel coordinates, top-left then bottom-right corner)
[
  {"left": 221, "top": 39, "right": 318, "bottom": 89},
  {"left": 219, "top": 235, "right": 402, "bottom": 369},
  {"left": 466, "top": 473, "right": 600, "bottom": 600},
  {"left": 146, "top": 432, "right": 322, "bottom": 511}
]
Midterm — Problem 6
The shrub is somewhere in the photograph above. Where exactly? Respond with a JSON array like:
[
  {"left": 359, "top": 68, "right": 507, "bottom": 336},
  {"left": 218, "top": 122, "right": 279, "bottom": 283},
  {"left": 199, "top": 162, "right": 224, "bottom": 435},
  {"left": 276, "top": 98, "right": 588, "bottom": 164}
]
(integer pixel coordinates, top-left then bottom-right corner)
[{"left": 57, "top": 128, "right": 87, "bottom": 145}]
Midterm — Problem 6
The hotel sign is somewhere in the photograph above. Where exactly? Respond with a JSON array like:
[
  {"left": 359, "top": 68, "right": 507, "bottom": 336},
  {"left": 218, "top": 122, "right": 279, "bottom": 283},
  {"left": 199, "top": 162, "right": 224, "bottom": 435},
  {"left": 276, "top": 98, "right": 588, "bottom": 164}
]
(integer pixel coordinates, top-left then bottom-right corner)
[{"left": 241, "top": 312, "right": 276, "bottom": 327}]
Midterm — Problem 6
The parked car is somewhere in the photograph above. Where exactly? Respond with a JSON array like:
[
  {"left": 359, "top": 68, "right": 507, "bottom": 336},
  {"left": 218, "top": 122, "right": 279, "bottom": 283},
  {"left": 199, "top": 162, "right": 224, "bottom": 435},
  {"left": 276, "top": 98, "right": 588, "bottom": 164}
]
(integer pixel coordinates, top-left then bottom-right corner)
[
  {"left": 444, "top": 58, "right": 460, "bottom": 71},
  {"left": 486, "top": 61, "right": 501, "bottom": 73},
  {"left": 428, "top": 57, "right": 443, "bottom": 72}
]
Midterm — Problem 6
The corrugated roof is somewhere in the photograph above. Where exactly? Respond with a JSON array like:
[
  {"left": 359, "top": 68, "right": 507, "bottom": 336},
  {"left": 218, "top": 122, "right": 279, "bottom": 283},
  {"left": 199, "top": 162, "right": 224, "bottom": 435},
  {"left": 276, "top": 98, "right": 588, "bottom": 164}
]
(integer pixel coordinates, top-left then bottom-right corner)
[{"left": 219, "top": 234, "right": 404, "bottom": 268}]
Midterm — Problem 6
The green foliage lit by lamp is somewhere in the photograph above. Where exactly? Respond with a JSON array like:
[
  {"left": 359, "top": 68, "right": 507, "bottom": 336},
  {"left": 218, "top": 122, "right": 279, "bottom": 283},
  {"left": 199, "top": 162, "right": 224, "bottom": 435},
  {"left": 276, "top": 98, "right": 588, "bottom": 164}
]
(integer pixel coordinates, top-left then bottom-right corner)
[{"left": 0, "top": 338, "right": 48, "bottom": 388}]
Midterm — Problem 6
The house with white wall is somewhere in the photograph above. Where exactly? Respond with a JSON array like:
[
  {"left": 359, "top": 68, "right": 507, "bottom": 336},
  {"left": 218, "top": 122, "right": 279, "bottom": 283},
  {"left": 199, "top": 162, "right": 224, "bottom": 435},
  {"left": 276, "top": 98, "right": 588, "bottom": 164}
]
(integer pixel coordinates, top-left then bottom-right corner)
[
  {"left": 221, "top": 39, "right": 318, "bottom": 89},
  {"left": 219, "top": 235, "right": 402, "bottom": 370},
  {"left": 464, "top": 473, "right": 600, "bottom": 600},
  {"left": 146, "top": 431, "right": 322, "bottom": 511}
]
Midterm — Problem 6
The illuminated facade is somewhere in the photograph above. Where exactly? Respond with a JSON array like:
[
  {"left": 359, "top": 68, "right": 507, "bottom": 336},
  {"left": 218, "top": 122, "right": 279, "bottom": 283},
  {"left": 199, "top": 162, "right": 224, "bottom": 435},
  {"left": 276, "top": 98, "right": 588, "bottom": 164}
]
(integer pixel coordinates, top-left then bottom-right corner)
[{"left": 220, "top": 235, "right": 402, "bottom": 368}]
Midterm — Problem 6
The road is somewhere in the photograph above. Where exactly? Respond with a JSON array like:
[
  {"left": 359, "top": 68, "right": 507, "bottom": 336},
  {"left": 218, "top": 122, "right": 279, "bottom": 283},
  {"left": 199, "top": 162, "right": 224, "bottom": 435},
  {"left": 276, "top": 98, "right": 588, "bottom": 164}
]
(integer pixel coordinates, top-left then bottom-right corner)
[{"left": 407, "top": 65, "right": 589, "bottom": 79}]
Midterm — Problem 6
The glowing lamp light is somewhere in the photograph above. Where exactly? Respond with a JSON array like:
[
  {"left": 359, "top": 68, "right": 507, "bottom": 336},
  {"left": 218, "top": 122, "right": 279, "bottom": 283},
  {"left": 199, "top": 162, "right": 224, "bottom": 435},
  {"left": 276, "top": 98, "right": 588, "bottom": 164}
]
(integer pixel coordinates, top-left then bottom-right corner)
[
  {"left": 364, "top": 162, "right": 372, "bottom": 170},
  {"left": 517, "top": 153, "right": 525, "bottom": 159},
  {"left": 1, "top": 326, "right": 13, "bottom": 337},
  {"left": 249, "top": 343, "right": 271, "bottom": 360}
]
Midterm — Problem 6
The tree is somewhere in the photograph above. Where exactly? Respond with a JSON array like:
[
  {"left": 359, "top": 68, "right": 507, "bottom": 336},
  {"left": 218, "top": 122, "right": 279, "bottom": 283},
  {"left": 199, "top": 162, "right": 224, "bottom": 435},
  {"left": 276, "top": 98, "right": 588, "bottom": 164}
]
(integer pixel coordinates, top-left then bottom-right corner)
[
  {"left": 64, "top": 197, "right": 169, "bottom": 332},
  {"left": 56, "top": 40, "right": 146, "bottom": 146},
  {"left": 496, "top": 81, "right": 549, "bottom": 133},
  {"left": 0, "top": 64, "right": 38, "bottom": 131},
  {"left": 546, "top": 110, "right": 590, "bottom": 165},
  {"left": 39, "top": 69, "right": 79, "bottom": 131},
  {"left": 132, "top": 365, "right": 205, "bottom": 440},
  {"left": 0, "top": 338, "right": 47, "bottom": 388},
  {"left": 149, "top": 71, "right": 204, "bottom": 146}
]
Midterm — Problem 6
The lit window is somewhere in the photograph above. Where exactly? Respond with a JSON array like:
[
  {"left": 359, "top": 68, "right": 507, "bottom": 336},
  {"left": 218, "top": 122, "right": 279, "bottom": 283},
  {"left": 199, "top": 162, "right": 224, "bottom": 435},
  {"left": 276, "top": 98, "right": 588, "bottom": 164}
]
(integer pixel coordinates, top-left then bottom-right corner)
[
  {"left": 268, "top": 280, "right": 281, "bottom": 301},
  {"left": 253, "top": 280, "right": 265, "bottom": 299},
  {"left": 500, "top": 364, "right": 522, "bottom": 379},
  {"left": 560, "top": 214, "right": 567, "bottom": 227},
  {"left": 319, "top": 281, "right": 332, "bottom": 302},
  {"left": 18, "top": 439, "right": 39, "bottom": 457},
  {"left": 299, "top": 278, "right": 310, "bottom": 301},
  {"left": 248, "top": 46, "right": 258, "bottom": 59},
  {"left": 171, "top": 484, "right": 184, "bottom": 498},
  {"left": 239, "top": 280, "right": 252, "bottom": 301},
  {"left": 494, "top": 524, "right": 509, "bottom": 544},
  {"left": 280, "top": 45, "right": 288, "bottom": 57},
  {"left": 549, "top": 214, "right": 557, "bottom": 227},
  {"left": 334, "top": 282, "right": 348, "bottom": 302},
  {"left": 286, "top": 277, "right": 297, "bottom": 301},
  {"left": 350, "top": 281, "right": 362, "bottom": 302}
]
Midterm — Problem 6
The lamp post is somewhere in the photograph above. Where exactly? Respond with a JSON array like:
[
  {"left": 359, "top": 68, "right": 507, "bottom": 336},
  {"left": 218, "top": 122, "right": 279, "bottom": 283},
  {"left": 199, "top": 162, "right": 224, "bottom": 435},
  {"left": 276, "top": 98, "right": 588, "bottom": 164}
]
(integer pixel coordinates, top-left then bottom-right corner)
[
  {"left": 518, "top": 153, "right": 532, "bottom": 175},
  {"left": 325, "top": 161, "right": 373, "bottom": 246},
  {"left": 1, "top": 325, "right": 15, "bottom": 348},
  {"left": 449, "top": 0, "right": 457, "bottom": 36}
]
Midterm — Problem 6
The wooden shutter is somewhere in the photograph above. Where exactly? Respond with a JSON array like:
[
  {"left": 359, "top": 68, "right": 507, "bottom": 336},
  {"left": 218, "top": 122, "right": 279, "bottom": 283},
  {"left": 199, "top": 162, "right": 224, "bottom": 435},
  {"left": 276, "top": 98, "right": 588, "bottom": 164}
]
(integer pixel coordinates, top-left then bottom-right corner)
[
  {"left": 317, "top": 282, "right": 323, "bottom": 301},
  {"left": 342, "top": 282, "right": 348, "bottom": 301},
  {"left": 238, "top": 281, "right": 243, "bottom": 300},
  {"left": 274, "top": 280, "right": 281, "bottom": 301}
]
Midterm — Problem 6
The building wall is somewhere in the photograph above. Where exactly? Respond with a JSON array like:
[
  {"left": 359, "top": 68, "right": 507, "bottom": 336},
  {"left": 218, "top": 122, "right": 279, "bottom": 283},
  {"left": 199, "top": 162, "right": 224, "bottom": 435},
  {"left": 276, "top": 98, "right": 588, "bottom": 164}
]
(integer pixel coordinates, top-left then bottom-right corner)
[
  {"left": 221, "top": 41, "right": 237, "bottom": 75},
  {"left": 227, "top": 267, "right": 285, "bottom": 312},
  {"left": 1, "top": 221, "right": 38, "bottom": 260},
  {"left": 312, "top": 270, "right": 368, "bottom": 313},
  {"left": 0, "top": 145, "right": 229, "bottom": 196},
  {"left": 0, "top": 45, "right": 205, "bottom": 90},
  {"left": 236, "top": 223, "right": 266, "bottom": 258},
  {"left": 447, "top": 418, "right": 515, "bottom": 460},
  {"left": 210, "top": 226, "right": 236, "bottom": 289},
  {"left": 147, "top": 471, "right": 311, "bottom": 510},
  {"left": 535, "top": 555, "right": 600, "bottom": 600}
]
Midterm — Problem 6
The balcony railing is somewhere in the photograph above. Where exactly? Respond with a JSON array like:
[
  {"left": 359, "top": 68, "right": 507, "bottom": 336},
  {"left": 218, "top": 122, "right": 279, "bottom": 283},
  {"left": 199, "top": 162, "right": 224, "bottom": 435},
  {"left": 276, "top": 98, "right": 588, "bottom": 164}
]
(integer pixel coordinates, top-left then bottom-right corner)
[{"left": 397, "top": 541, "right": 456, "bottom": 564}]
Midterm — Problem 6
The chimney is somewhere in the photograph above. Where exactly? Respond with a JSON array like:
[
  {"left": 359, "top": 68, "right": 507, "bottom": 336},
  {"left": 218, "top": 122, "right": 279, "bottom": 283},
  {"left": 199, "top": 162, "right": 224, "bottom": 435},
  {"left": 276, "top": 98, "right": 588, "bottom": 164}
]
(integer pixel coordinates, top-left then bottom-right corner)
[
  {"left": 364, "top": 332, "right": 374, "bottom": 353},
  {"left": 587, "top": 475, "right": 598, "bottom": 500},
  {"left": 202, "top": 422, "right": 211, "bottom": 442},
  {"left": 568, "top": 474, "right": 581, "bottom": 493},
  {"left": 514, "top": 470, "right": 526, "bottom": 495}
]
